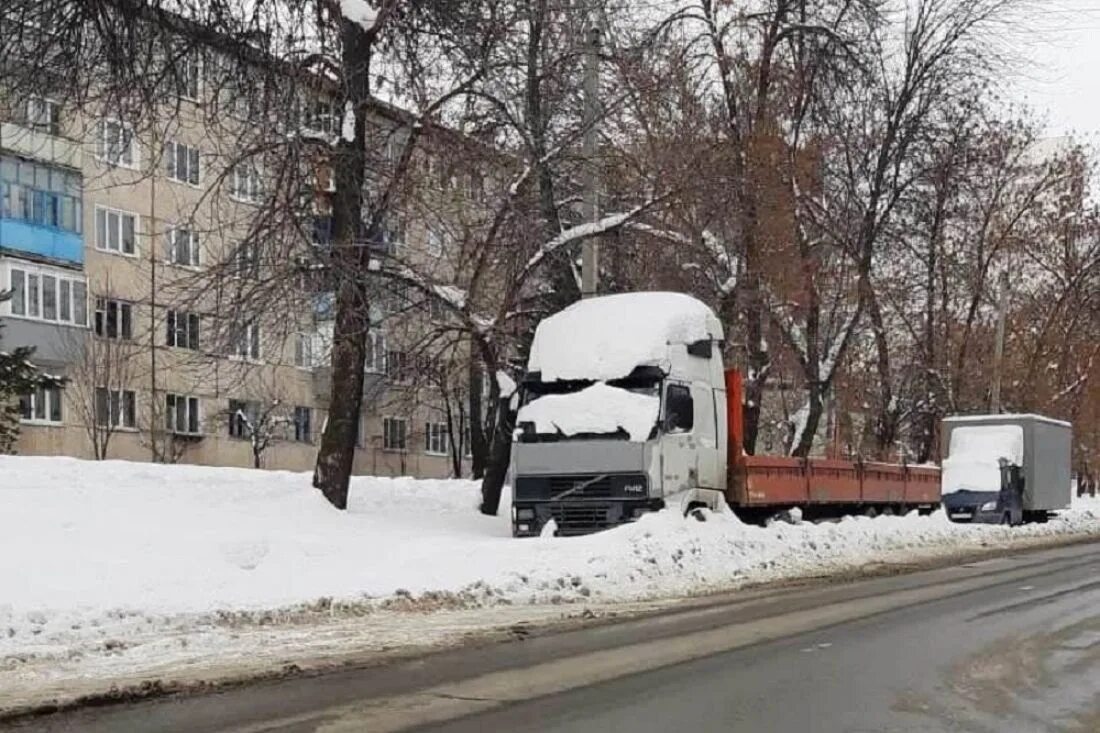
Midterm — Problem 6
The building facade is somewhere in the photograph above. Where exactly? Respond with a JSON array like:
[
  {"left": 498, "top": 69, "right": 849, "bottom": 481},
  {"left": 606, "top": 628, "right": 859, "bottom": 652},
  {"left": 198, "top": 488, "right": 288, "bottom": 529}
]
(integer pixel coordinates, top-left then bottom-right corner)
[{"left": 1, "top": 48, "right": 478, "bottom": 478}]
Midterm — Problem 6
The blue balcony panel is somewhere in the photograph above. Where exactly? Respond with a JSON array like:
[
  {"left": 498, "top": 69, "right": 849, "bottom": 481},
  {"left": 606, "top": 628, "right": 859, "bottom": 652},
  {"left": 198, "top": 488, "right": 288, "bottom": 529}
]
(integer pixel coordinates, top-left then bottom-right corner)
[{"left": 0, "top": 218, "right": 83, "bottom": 266}]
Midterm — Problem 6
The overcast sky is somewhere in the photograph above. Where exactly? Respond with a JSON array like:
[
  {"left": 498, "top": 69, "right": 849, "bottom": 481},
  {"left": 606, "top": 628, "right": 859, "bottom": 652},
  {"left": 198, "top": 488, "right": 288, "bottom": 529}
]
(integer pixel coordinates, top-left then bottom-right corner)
[{"left": 1014, "top": 0, "right": 1100, "bottom": 140}]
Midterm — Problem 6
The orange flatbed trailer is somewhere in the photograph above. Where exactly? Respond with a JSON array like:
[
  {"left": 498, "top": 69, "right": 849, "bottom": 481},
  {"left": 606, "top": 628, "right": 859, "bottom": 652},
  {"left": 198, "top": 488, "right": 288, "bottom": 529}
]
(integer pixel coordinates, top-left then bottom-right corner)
[{"left": 723, "top": 370, "right": 942, "bottom": 520}]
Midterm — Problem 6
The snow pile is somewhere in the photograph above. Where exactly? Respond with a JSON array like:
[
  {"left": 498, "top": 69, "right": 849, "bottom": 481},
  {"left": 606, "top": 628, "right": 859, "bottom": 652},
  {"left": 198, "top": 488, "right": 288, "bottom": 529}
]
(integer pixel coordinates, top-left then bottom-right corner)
[
  {"left": 517, "top": 383, "right": 659, "bottom": 441},
  {"left": 1, "top": 456, "right": 1098, "bottom": 707},
  {"left": 527, "top": 292, "right": 720, "bottom": 382},
  {"left": 942, "top": 425, "right": 1024, "bottom": 494}
]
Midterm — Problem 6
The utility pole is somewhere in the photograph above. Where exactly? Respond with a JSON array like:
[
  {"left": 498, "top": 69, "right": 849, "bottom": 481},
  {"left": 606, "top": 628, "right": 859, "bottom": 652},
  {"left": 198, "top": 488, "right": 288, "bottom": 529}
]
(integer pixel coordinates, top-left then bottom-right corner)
[
  {"left": 990, "top": 270, "right": 1010, "bottom": 413},
  {"left": 580, "top": 25, "right": 601, "bottom": 298}
]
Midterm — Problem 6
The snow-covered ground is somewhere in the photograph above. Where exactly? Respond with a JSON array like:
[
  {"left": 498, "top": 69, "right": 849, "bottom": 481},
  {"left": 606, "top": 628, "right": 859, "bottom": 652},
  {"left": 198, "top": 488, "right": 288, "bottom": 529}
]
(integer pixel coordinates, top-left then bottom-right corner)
[{"left": 2, "top": 455, "right": 1099, "bottom": 712}]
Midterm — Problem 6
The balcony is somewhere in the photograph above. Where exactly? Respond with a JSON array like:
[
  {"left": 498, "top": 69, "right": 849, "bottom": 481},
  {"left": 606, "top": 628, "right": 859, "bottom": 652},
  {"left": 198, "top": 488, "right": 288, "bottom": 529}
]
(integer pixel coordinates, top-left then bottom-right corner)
[
  {"left": 0, "top": 219, "right": 83, "bottom": 265},
  {"left": 0, "top": 121, "right": 82, "bottom": 170}
]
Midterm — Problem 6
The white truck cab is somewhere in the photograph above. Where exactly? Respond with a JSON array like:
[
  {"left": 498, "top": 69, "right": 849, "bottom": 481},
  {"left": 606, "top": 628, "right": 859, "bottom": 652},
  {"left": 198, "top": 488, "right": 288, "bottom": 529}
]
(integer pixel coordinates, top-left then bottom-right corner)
[{"left": 511, "top": 292, "right": 728, "bottom": 537}]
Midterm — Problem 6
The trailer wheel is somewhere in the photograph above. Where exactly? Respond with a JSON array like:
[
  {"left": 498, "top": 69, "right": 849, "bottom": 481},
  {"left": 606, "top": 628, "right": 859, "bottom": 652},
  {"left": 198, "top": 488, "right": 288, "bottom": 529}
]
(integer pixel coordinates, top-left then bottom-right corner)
[
  {"left": 881, "top": 506, "right": 895, "bottom": 517},
  {"left": 864, "top": 507, "right": 878, "bottom": 519}
]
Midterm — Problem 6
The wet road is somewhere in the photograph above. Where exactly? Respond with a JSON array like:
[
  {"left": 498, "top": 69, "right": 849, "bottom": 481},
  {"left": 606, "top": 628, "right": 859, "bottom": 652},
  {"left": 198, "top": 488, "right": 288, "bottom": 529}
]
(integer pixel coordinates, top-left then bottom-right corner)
[{"left": 8, "top": 541, "right": 1100, "bottom": 733}]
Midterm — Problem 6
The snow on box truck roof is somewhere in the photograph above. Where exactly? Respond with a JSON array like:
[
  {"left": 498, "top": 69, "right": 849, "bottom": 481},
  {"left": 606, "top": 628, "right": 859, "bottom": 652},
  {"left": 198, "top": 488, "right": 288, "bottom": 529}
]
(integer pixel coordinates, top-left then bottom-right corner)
[{"left": 526, "top": 292, "right": 723, "bottom": 382}]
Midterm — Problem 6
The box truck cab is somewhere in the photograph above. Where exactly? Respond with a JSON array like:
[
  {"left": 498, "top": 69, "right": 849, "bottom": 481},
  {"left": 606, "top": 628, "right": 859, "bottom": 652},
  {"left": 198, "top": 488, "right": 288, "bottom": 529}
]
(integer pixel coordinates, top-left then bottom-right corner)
[{"left": 511, "top": 292, "right": 729, "bottom": 537}]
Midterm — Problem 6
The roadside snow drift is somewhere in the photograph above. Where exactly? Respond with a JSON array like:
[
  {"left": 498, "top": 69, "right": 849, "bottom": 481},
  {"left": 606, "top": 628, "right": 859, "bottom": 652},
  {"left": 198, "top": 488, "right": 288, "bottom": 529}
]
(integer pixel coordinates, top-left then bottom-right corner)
[{"left": 1, "top": 456, "right": 1099, "bottom": 710}]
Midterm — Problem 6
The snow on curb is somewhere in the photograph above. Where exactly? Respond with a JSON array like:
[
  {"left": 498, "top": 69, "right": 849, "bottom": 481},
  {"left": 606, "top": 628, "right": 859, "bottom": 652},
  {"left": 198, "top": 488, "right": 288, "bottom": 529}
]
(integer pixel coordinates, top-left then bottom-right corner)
[{"left": 2, "top": 456, "right": 1099, "bottom": 708}]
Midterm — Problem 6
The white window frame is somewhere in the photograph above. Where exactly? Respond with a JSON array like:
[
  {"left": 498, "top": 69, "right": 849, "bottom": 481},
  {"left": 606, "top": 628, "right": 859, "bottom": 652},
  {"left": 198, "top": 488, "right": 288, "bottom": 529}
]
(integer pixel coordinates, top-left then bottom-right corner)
[
  {"left": 233, "top": 241, "right": 259, "bottom": 278},
  {"left": 97, "top": 118, "right": 137, "bottom": 169},
  {"left": 382, "top": 416, "right": 408, "bottom": 452},
  {"left": 4, "top": 262, "right": 87, "bottom": 327},
  {"left": 229, "top": 163, "right": 264, "bottom": 204},
  {"left": 174, "top": 48, "right": 202, "bottom": 101},
  {"left": 293, "top": 406, "right": 312, "bottom": 443},
  {"left": 94, "top": 206, "right": 139, "bottom": 256},
  {"left": 166, "top": 309, "right": 201, "bottom": 350},
  {"left": 294, "top": 332, "right": 314, "bottom": 369},
  {"left": 365, "top": 331, "right": 386, "bottom": 374},
  {"left": 167, "top": 226, "right": 201, "bottom": 268},
  {"left": 95, "top": 387, "right": 137, "bottom": 429},
  {"left": 25, "top": 96, "right": 61, "bottom": 136},
  {"left": 19, "top": 384, "right": 63, "bottom": 425},
  {"left": 164, "top": 140, "right": 201, "bottom": 186},
  {"left": 424, "top": 421, "right": 448, "bottom": 456},
  {"left": 165, "top": 393, "right": 202, "bottom": 435},
  {"left": 232, "top": 320, "right": 261, "bottom": 361},
  {"left": 386, "top": 348, "right": 408, "bottom": 384},
  {"left": 94, "top": 296, "right": 134, "bottom": 341}
]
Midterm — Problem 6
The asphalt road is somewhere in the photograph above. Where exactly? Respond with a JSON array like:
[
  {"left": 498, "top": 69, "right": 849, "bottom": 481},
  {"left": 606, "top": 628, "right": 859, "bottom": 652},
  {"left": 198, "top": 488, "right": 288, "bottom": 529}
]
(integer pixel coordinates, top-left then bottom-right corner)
[{"left": 8, "top": 541, "right": 1100, "bottom": 733}]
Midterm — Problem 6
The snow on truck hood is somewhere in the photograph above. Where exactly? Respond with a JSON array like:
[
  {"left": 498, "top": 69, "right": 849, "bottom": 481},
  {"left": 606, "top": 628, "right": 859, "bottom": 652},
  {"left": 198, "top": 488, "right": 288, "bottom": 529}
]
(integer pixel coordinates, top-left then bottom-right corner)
[
  {"left": 941, "top": 424, "right": 1024, "bottom": 495},
  {"left": 527, "top": 292, "right": 722, "bottom": 382},
  {"left": 516, "top": 383, "right": 659, "bottom": 442}
]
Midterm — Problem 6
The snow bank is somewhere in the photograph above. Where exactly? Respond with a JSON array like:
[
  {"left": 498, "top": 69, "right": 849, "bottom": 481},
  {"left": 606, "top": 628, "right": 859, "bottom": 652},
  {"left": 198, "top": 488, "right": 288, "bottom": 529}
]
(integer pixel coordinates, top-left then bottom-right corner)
[
  {"left": 517, "top": 383, "right": 659, "bottom": 441},
  {"left": 527, "top": 292, "right": 720, "bottom": 382},
  {"left": 1, "top": 456, "right": 1098, "bottom": 706},
  {"left": 942, "top": 425, "right": 1023, "bottom": 494}
]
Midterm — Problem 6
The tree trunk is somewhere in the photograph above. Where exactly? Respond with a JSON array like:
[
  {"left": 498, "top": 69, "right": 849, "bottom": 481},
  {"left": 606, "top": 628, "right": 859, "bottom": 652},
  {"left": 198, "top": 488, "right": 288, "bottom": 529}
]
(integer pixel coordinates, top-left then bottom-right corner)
[
  {"left": 313, "top": 18, "right": 372, "bottom": 510},
  {"left": 791, "top": 382, "right": 825, "bottom": 458},
  {"left": 479, "top": 399, "right": 515, "bottom": 516},
  {"left": 468, "top": 356, "right": 488, "bottom": 479}
]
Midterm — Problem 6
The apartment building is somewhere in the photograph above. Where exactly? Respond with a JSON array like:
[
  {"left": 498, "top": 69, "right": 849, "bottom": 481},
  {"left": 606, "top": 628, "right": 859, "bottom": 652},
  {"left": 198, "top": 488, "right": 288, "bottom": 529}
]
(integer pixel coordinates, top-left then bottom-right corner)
[{"left": 0, "top": 33, "right": 482, "bottom": 478}]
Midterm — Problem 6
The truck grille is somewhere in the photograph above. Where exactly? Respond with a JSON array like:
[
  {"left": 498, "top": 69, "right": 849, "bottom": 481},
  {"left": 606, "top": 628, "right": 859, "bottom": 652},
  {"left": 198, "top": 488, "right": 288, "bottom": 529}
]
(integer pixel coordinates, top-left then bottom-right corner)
[
  {"left": 548, "top": 474, "right": 614, "bottom": 498},
  {"left": 549, "top": 503, "right": 614, "bottom": 535}
]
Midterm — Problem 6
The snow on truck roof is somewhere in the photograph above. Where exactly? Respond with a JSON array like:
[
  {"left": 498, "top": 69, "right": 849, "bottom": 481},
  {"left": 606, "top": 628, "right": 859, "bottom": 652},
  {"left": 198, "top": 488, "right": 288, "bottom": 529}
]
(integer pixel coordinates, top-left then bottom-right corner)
[{"left": 527, "top": 292, "right": 722, "bottom": 382}]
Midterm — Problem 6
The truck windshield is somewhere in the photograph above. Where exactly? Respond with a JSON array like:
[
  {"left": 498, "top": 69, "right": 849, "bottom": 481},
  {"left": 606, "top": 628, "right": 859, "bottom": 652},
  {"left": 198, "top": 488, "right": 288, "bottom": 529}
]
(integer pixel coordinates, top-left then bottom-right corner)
[{"left": 517, "top": 368, "right": 663, "bottom": 443}]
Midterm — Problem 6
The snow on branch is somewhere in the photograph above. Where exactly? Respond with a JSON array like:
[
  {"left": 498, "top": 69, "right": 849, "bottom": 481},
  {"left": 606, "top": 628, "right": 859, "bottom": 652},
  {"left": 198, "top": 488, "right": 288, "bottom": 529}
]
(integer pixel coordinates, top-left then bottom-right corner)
[
  {"left": 523, "top": 205, "right": 648, "bottom": 276},
  {"left": 339, "top": 0, "right": 379, "bottom": 32}
]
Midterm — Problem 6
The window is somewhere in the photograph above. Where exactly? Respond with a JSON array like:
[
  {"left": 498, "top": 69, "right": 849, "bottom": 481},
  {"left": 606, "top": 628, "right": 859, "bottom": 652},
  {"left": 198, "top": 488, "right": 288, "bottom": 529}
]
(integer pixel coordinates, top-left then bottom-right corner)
[
  {"left": 94, "top": 297, "right": 133, "bottom": 340},
  {"left": 301, "top": 95, "right": 336, "bottom": 136},
  {"left": 98, "top": 119, "right": 135, "bottom": 168},
  {"left": 10, "top": 269, "right": 25, "bottom": 315},
  {"left": 164, "top": 141, "right": 201, "bottom": 185},
  {"left": 427, "top": 229, "right": 443, "bottom": 257},
  {"left": 428, "top": 296, "right": 446, "bottom": 321},
  {"left": 233, "top": 320, "right": 261, "bottom": 360},
  {"left": 294, "top": 333, "right": 313, "bottom": 368},
  {"left": 166, "top": 393, "right": 201, "bottom": 435},
  {"left": 664, "top": 384, "right": 694, "bottom": 433},
  {"left": 386, "top": 349, "right": 408, "bottom": 383},
  {"left": 7, "top": 265, "right": 86, "bottom": 325},
  {"left": 383, "top": 416, "right": 407, "bottom": 451},
  {"left": 293, "top": 406, "right": 312, "bottom": 443},
  {"left": 166, "top": 310, "right": 200, "bottom": 350},
  {"left": 365, "top": 332, "right": 386, "bottom": 373},
  {"left": 425, "top": 421, "right": 448, "bottom": 455},
  {"left": 311, "top": 216, "right": 333, "bottom": 247},
  {"left": 25, "top": 97, "right": 60, "bottom": 136},
  {"left": 173, "top": 48, "right": 201, "bottom": 100},
  {"left": 229, "top": 163, "right": 263, "bottom": 203},
  {"left": 19, "top": 385, "right": 62, "bottom": 424},
  {"left": 95, "top": 388, "right": 136, "bottom": 429},
  {"left": 0, "top": 154, "right": 82, "bottom": 234},
  {"left": 233, "top": 241, "right": 258, "bottom": 278},
  {"left": 228, "top": 399, "right": 259, "bottom": 438},
  {"left": 95, "top": 207, "right": 137, "bottom": 255},
  {"left": 167, "top": 227, "right": 200, "bottom": 267},
  {"left": 41, "top": 274, "right": 57, "bottom": 320}
]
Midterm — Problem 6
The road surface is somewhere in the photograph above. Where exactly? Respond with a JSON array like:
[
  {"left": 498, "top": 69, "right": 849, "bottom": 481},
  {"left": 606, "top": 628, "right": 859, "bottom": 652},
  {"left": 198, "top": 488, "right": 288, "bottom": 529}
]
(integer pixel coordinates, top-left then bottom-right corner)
[{"left": 7, "top": 541, "right": 1100, "bottom": 733}]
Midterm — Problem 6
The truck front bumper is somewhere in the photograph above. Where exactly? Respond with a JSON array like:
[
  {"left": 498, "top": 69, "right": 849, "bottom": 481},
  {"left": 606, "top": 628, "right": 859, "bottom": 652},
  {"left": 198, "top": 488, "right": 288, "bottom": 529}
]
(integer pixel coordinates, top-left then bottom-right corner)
[{"left": 513, "top": 499, "right": 664, "bottom": 537}]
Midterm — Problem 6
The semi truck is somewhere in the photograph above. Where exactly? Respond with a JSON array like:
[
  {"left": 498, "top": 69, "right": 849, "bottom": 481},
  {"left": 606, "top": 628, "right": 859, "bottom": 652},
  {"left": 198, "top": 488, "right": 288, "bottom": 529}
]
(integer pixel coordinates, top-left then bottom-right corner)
[
  {"left": 940, "top": 414, "right": 1072, "bottom": 525},
  {"left": 510, "top": 292, "right": 941, "bottom": 537}
]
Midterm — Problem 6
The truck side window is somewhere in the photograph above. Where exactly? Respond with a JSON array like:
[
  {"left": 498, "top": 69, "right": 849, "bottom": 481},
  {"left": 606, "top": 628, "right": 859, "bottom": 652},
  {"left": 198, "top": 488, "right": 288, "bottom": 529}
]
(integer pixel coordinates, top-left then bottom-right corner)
[{"left": 665, "top": 384, "right": 693, "bottom": 433}]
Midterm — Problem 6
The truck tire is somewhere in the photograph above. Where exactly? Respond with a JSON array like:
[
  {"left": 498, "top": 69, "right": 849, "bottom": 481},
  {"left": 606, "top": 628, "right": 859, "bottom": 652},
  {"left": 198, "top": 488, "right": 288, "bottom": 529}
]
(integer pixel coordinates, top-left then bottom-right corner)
[{"left": 864, "top": 507, "right": 878, "bottom": 519}]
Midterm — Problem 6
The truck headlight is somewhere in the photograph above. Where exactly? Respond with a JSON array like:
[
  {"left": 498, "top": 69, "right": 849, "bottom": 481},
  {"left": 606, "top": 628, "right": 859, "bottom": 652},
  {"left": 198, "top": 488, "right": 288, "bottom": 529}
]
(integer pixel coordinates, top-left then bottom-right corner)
[
  {"left": 516, "top": 507, "right": 535, "bottom": 520},
  {"left": 980, "top": 501, "right": 998, "bottom": 512}
]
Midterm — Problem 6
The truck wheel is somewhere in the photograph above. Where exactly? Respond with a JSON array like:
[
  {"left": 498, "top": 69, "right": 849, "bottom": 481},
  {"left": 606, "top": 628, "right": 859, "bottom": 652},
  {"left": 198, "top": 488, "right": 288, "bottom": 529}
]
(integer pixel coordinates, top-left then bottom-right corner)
[
  {"left": 864, "top": 507, "right": 878, "bottom": 519},
  {"left": 881, "top": 506, "right": 895, "bottom": 517}
]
